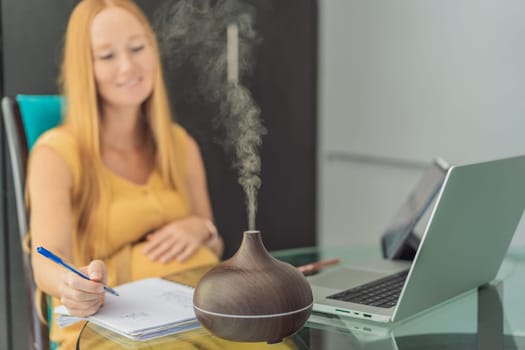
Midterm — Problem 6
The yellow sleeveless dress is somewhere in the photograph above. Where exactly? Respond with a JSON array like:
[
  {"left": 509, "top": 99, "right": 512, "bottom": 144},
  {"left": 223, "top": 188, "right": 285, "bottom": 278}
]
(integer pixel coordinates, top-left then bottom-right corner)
[{"left": 31, "top": 124, "right": 219, "bottom": 349}]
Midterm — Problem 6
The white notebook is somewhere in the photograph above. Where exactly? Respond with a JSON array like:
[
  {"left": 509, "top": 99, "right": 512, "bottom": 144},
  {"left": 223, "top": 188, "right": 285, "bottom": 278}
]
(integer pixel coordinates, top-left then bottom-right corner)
[{"left": 55, "top": 277, "right": 199, "bottom": 341}]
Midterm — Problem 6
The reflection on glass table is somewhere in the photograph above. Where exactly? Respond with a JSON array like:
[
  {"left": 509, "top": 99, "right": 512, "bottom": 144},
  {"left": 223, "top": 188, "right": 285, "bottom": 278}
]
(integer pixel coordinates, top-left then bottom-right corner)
[{"left": 77, "top": 246, "right": 525, "bottom": 349}]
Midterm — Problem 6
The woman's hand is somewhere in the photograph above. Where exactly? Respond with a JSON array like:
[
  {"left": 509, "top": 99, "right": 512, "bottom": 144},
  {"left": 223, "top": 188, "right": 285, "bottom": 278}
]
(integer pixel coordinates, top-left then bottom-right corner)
[
  {"left": 59, "top": 260, "right": 107, "bottom": 317},
  {"left": 142, "top": 216, "right": 209, "bottom": 263}
]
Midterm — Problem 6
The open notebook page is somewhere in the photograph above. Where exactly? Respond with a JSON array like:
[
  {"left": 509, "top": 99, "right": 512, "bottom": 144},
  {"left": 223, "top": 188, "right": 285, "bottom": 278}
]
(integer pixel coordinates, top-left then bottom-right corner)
[{"left": 55, "top": 277, "right": 198, "bottom": 340}]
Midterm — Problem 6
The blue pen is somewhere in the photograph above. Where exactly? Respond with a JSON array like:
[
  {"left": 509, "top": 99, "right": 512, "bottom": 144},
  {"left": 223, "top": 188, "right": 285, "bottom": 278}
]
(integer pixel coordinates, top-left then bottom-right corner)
[{"left": 36, "top": 246, "right": 119, "bottom": 297}]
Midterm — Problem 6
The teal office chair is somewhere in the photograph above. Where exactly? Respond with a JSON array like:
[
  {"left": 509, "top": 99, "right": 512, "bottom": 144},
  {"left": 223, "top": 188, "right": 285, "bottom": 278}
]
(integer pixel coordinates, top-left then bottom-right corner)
[{"left": 1, "top": 95, "right": 64, "bottom": 350}]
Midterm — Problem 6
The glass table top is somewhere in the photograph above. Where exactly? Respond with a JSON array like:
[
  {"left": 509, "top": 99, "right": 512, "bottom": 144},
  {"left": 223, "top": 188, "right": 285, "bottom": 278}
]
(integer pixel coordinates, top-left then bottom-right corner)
[{"left": 77, "top": 245, "right": 525, "bottom": 349}]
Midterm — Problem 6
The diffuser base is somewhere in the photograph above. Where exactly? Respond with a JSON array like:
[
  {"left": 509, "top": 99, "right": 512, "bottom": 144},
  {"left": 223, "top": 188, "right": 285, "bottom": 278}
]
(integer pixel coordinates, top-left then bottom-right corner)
[{"left": 193, "top": 304, "right": 313, "bottom": 343}]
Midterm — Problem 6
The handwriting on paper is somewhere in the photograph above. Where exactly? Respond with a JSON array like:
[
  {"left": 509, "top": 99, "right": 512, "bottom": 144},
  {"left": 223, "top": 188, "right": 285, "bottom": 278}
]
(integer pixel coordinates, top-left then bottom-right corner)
[
  {"left": 159, "top": 291, "right": 193, "bottom": 308},
  {"left": 120, "top": 311, "right": 149, "bottom": 320}
]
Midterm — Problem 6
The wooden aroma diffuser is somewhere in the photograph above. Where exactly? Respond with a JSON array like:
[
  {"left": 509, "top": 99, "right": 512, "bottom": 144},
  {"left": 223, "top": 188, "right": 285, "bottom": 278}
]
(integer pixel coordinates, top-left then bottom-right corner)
[{"left": 193, "top": 230, "right": 313, "bottom": 343}]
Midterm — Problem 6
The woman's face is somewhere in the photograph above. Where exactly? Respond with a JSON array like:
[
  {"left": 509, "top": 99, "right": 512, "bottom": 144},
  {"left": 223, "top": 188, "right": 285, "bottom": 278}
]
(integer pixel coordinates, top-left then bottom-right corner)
[{"left": 91, "top": 7, "right": 156, "bottom": 110}]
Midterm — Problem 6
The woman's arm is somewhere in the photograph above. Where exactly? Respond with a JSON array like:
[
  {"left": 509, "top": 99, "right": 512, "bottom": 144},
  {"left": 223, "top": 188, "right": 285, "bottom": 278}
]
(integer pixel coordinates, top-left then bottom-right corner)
[
  {"left": 143, "top": 134, "right": 224, "bottom": 263},
  {"left": 28, "top": 146, "right": 106, "bottom": 316}
]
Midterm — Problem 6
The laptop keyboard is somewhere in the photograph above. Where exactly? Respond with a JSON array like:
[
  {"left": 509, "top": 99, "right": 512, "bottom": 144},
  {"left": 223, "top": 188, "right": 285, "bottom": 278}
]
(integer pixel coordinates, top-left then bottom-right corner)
[{"left": 327, "top": 270, "right": 409, "bottom": 308}]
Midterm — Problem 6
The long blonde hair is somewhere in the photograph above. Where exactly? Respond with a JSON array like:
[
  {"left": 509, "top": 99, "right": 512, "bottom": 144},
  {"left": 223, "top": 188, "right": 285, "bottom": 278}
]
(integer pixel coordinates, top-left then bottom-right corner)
[{"left": 60, "top": 0, "right": 184, "bottom": 264}]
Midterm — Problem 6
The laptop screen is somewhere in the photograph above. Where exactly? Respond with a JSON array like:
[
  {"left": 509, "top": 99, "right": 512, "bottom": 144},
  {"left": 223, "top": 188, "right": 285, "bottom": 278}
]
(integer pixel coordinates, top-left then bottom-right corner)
[{"left": 382, "top": 158, "right": 449, "bottom": 259}]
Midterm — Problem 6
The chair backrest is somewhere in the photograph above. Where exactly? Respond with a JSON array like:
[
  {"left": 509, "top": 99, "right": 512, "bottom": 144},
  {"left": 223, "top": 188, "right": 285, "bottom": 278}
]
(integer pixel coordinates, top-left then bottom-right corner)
[
  {"left": 1, "top": 95, "right": 63, "bottom": 350},
  {"left": 16, "top": 95, "right": 64, "bottom": 151}
]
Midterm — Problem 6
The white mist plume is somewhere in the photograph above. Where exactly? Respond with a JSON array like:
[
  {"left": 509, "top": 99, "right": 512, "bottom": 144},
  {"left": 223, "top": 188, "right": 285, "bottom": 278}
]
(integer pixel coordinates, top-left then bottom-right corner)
[{"left": 155, "top": 0, "right": 266, "bottom": 230}]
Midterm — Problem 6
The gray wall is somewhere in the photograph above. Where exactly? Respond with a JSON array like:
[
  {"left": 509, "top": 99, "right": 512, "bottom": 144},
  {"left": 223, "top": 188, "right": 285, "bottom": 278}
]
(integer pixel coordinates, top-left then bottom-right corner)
[{"left": 319, "top": 0, "right": 525, "bottom": 247}]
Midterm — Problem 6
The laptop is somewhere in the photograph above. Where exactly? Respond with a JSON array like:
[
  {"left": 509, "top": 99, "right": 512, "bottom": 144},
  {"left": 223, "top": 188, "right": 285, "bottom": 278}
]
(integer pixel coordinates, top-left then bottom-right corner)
[{"left": 310, "top": 155, "right": 525, "bottom": 323}]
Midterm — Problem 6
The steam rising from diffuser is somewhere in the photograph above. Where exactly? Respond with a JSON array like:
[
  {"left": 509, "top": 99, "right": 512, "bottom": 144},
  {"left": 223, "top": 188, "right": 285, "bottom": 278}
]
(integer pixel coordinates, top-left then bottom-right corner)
[
  {"left": 155, "top": 0, "right": 265, "bottom": 230},
  {"left": 226, "top": 22, "right": 261, "bottom": 230}
]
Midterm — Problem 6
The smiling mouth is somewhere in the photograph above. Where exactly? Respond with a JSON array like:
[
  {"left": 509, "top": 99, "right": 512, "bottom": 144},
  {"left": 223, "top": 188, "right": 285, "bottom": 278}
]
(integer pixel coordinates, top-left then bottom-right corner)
[{"left": 117, "top": 78, "right": 141, "bottom": 88}]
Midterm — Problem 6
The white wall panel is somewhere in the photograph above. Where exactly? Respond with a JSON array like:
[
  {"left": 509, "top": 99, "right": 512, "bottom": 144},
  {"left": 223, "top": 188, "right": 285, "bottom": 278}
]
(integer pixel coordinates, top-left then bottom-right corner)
[
  {"left": 319, "top": 0, "right": 525, "bottom": 247},
  {"left": 319, "top": 160, "right": 423, "bottom": 247}
]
